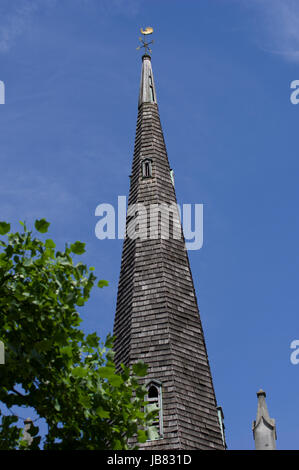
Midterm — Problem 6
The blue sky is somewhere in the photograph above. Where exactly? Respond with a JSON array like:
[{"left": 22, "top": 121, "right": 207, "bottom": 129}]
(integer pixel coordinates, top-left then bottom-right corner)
[{"left": 0, "top": 0, "right": 299, "bottom": 450}]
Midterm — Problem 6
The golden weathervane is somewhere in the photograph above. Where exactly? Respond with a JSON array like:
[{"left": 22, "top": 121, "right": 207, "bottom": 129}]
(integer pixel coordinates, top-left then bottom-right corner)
[{"left": 137, "top": 27, "right": 154, "bottom": 55}]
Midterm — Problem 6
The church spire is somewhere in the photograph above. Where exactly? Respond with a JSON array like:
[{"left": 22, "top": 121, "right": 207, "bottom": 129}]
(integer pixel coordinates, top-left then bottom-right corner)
[
  {"left": 113, "top": 31, "right": 225, "bottom": 449},
  {"left": 252, "top": 389, "right": 277, "bottom": 450}
]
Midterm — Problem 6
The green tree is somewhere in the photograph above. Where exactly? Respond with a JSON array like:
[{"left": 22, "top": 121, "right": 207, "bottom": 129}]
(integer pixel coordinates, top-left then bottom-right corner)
[{"left": 0, "top": 220, "right": 156, "bottom": 449}]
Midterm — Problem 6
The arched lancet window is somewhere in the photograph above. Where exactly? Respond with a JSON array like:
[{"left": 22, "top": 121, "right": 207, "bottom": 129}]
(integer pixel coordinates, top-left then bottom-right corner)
[
  {"left": 148, "top": 385, "right": 158, "bottom": 399},
  {"left": 141, "top": 158, "right": 153, "bottom": 178},
  {"left": 146, "top": 380, "right": 163, "bottom": 440}
]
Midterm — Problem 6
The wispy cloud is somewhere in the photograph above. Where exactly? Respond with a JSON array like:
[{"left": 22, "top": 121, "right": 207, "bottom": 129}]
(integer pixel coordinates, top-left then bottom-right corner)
[
  {"left": 241, "top": 0, "right": 299, "bottom": 63},
  {"left": 0, "top": 0, "right": 56, "bottom": 53},
  {"left": 0, "top": 0, "right": 140, "bottom": 53},
  {"left": 0, "top": 1, "right": 33, "bottom": 52}
]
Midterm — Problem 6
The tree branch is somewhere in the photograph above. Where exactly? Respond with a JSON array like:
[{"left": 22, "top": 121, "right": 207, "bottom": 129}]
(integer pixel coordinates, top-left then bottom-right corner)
[{"left": 12, "top": 387, "right": 25, "bottom": 398}]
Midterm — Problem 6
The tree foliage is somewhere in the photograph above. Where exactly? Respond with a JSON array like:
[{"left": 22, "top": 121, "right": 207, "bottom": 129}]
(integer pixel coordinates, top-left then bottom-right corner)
[{"left": 0, "top": 220, "right": 156, "bottom": 449}]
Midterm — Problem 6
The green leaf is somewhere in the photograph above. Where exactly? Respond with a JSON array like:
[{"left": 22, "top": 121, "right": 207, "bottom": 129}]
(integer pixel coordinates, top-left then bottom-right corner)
[
  {"left": 35, "top": 219, "right": 50, "bottom": 233},
  {"left": 71, "top": 367, "right": 88, "bottom": 378},
  {"left": 106, "top": 349, "right": 115, "bottom": 361},
  {"left": 105, "top": 334, "right": 114, "bottom": 349},
  {"left": 23, "top": 258, "right": 33, "bottom": 267},
  {"left": 54, "top": 400, "right": 61, "bottom": 412},
  {"left": 45, "top": 239, "right": 56, "bottom": 249},
  {"left": 86, "top": 333, "right": 99, "bottom": 348},
  {"left": 146, "top": 403, "right": 159, "bottom": 413},
  {"left": 120, "top": 364, "right": 130, "bottom": 381},
  {"left": 147, "top": 426, "right": 160, "bottom": 441},
  {"left": 0, "top": 222, "right": 10, "bottom": 235},
  {"left": 132, "top": 361, "right": 148, "bottom": 377},
  {"left": 137, "top": 430, "right": 147, "bottom": 443},
  {"left": 98, "top": 366, "right": 115, "bottom": 379},
  {"left": 35, "top": 340, "right": 52, "bottom": 352},
  {"left": 76, "top": 297, "right": 85, "bottom": 307},
  {"left": 80, "top": 395, "right": 91, "bottom": 409},
  {"left": 109, "top": 375, "right": 123, "bottom": 387},
  {"left": 70, "top": 241, "right": 86, "bottom": 255},
  {"left": 96, "top": 407, "right": 110, "bottom": 419},
  {"left": 5, "top": 245, "right": 13, "bottom": 258},
  {"left": 19, "top": 440, "right": 29, "bottom": 450},
  {"left": 112, "top": 439, "right": 122, "bottom": 450},
  {"left": 60, "top": 345, "right": 73, "bottom": 357},
  {"left": 97, "top": 279, "right": 109, "bottom": 288}
]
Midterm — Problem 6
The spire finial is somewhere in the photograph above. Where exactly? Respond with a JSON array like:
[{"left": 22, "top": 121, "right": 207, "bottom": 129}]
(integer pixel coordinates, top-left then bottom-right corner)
[
  {"left": 252, "top": 389, "right": 277, "bottom": 450},
  {"left": 136, "top": 27, "right": 154, "bottom": 56}
]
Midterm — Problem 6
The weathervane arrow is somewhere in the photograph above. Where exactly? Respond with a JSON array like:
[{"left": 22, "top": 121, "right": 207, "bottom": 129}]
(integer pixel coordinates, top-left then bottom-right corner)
[{"left": 136, "top": 26, "right": 154, "bottom": 55}]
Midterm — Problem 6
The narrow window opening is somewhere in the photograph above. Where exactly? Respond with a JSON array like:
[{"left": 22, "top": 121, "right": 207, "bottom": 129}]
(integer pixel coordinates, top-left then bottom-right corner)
[
  {"left": 146, "top": 381, "right": 163, "bottom": 440},
  {"left": 149, "top": 75, "right": 155, "bottom": 102},
  {"left": 141, "top": 159, "right": 152, "bottom": 178},
  {"left": 148, "top": 385, "right": 158, "bottom": 399}
]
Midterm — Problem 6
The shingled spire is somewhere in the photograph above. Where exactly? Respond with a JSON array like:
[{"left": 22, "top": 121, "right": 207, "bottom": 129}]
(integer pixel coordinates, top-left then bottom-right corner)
[{"left": 113, "top": 51, "right": 224, "bottom": 450}]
